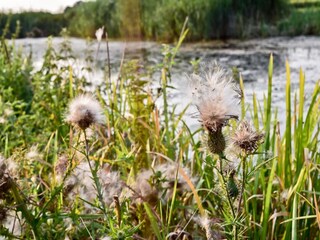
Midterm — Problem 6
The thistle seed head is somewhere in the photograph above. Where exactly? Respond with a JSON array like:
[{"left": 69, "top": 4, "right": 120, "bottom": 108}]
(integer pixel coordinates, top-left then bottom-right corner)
[
  {"left": 66, "top": 94, "right": 104, "bottom": 130},
  {"left": 196, "top": 215, "right": 224, "bottom": 240},
  {"left": 131, "top": 163, "right": 197, "bottom": 204},
  {"left": 188, "top": 63, "right": 241, "bottom": 133},
  {"left": 65, "top": 162, "right": 122, "bottom": 210},
  {"left": 95, "top": 27, "right": 104, "bottom": 42},
  {"left": 231, "top": 120, "right": 264, "bottom": 155}
]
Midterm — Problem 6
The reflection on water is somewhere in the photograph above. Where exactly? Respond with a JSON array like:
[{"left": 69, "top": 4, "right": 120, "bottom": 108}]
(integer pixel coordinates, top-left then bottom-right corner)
[{"left": 13, "top": 36, "right": 320, "bottom": 129}]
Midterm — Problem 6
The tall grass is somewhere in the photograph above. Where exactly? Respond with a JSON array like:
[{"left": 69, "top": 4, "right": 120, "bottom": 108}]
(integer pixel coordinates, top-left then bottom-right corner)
[{"left": 0, "top": 31, "right": 319, "bottom": 239}]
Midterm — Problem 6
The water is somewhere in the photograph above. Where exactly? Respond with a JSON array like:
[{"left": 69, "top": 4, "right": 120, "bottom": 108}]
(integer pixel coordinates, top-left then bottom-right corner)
[{"left": 13, "top": 36, "right": 320, "bottom": 130}]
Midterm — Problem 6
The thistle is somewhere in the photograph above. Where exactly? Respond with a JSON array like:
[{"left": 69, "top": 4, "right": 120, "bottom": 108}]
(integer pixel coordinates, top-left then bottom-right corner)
[
  {"left": 95, "top": 27, "right": 104, "bottom": 42},
  {"left": 231, "top": 120, "right": 264, "bottom": 155},
  {"left": 65, "top": 162, "right": 122, "bottom": 210},
  {"left": 130, "top": 163, "right": 197, "bottom": 204},
  {"left": 196, "top": 215, "right": 224, "bottom": 240},
  {"left": 188, "top": 64, "right": 241, "bottom": 154},
  {"left": 66, "top": 94, "right": 104, "bottom": 130},
  {"left": 189, "top": 64, "right": 240, "bottom": 131}
]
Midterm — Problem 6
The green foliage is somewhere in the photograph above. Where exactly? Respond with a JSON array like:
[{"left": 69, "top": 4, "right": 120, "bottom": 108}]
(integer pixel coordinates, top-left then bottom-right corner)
[{"left": 0, "top": 0, "right": 293, "bottom": 41}]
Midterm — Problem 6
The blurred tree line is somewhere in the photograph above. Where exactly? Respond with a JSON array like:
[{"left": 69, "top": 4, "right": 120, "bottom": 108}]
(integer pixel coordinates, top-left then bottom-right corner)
[{"left": 0, "top": 0, "right": 288, "bottom": 41}]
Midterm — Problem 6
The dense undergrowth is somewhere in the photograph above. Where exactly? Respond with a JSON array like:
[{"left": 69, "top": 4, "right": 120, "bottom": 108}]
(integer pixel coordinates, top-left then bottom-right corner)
[{"left": 0, "top": 28, "right": 319, "bottom": 240}]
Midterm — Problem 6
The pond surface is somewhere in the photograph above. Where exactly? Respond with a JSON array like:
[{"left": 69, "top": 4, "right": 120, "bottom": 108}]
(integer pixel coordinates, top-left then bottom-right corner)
[{"left": 14, "top": 37, "right": 320, "bottom": 130}]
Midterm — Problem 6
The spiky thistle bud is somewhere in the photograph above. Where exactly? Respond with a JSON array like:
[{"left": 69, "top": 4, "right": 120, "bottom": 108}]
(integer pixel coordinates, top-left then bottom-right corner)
[
  {"left": 226, "top": 170, "right": 239, "bottom": 199},
  {"left": 207, "top": 128, "right": 226, "bottom": 155},
  {"left": 231, "top": 120, "right": 264, "bottom": 155},
  {"left": 66, "top": 94, "right": 104, "bottom": 130}
]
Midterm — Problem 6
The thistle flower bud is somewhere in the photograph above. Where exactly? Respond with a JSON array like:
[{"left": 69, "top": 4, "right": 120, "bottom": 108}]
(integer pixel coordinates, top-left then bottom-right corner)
[
  {"left": 206, "top": 128, "right": 226, "bottom": 155},
  {"left": 227, "top": 170, "right": 239, "bottom": 199},
  {"left": 66, "top": 94, "right": 104, "bottom": 130}
]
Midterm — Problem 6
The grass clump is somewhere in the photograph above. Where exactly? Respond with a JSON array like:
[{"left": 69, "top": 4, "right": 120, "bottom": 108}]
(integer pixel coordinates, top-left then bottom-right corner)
[{"left": 0, "top": 30, "right": 319, "bottom": 240}]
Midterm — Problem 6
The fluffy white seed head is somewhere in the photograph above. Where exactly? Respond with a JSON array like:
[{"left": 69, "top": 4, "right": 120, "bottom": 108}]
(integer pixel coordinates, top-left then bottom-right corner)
[
  {"left": 130, "top": 163, "right": 197, "bottom": 204},
  {"left": 65, "top": 162, "right": 122, "bottom": 211},
  {"left": 188, "top": 64, "right": 241, "bottom": 132},
  {"left": 95, "top": 27, "right": 104, "bottom": 42},
  {"left": 66, "top": 94, "right": 104, "bottom": 130}
]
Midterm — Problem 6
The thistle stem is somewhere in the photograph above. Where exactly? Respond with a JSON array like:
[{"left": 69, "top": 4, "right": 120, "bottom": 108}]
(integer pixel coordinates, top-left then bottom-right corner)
[
  {"left": 237, "top": 156, "right": 246, "bottom": 215},
  {"left": 219, "top": 157, "right": 236, "bottom": 218},
  {"left": 218, "top": 156, "right": 238, "bottom": 239},
  {"left": 83, "top": 130, "right": 107, "bottom": 218},
  {"left": 9, "top": 178, "right": 40, "bottom": 239}
]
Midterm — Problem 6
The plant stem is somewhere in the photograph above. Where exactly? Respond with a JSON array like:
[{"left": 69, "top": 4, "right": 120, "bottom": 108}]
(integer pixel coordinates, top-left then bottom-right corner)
[
  {"left": 219, "top": 157, "right": 236, "bottom": 218},
  {"left": 238, "top": 156, "right": 246, "bottom": 215},
  {"left": 83, "top": 130, "right": 107, "bottom": 218},
  {"left": 9, "top": 178, "right": 40, "bottom": 239},
  {"left": 218, "top": 157, "right": 237, "bottom": 239}
]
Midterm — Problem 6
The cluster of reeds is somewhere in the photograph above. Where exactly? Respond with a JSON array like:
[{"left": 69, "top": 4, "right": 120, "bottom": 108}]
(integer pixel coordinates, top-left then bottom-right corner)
[{"left": 0, "top": 27, "right": 319, "bottom": 240}]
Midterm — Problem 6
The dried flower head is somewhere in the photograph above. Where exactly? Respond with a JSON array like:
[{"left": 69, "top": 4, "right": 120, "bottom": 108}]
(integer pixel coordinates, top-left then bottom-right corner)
[
  {"left": 95, "top": 27, "right": 104, "bottom": 42},
  {"left": 26, "top": 145, "right": 43, "bottom": 161},
  {"left": 0, "top": 156, "right": 16, "bottom": 200},
  {"left": 231, "top": 120, "right": 264, "bottom": 155},
  {"left": 130, "top": 163, "right": 197, "bottom": 204},
  {"left": 188, "top": 64, "right": 241, "bottom": 132},
  {"left": 66, "top": 94, "right": 104, "bottom": 130},
  {"left": 196, "top": 215, "right": 224, "bottom": 240},
  {"left": 65, "top": 162, "right": 122, "bottom": 211}
]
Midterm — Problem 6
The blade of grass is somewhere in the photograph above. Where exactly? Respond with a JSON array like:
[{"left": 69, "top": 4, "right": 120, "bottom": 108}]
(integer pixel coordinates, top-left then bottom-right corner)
[
  {"left": 144, "top": 203, "right": 163, "bottom": 239},
  {"left": 261, "top": 150, "right": 278, "bottom": 239},
  {"left": 285, "top": 60, "right": 292, "bottom": 187},
  {"left": 264, "top": 54, "right": 273, "bottom": 153}
]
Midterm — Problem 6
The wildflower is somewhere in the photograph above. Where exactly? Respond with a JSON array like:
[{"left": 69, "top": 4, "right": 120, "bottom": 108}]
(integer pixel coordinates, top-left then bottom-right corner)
[
  {"left": 66, "top": 94, "right": 104, "bottom": 130},
  {"left": 188, "top": 64, "right": 241, "bottom": 133},
  {"left": 231, "top": 120, "right": 264, "bottom": 155},
  {"left": 95, "top": 27, "right": 104, "bottom": 42}
]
